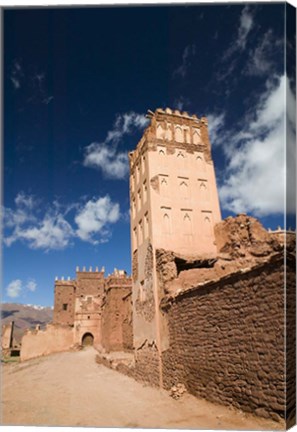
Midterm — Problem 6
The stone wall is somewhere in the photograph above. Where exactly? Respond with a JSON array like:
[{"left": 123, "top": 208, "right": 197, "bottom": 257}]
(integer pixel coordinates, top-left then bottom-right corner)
[
  {"left": 101, "top": 277, "right": 133, "bottom": 352},
  {"left": 161, "top": 254, "right": 287, "bottom": 421},
  {"left": 20, "top": 324, "right": 74, "bottom": 362}
]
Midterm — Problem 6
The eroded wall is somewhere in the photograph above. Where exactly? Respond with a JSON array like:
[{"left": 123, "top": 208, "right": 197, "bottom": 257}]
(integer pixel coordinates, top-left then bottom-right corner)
[
  {"left": 20, "top": 324, "right": 74, "bottom": 362},
  {"left": 161, "top": 254, "right": 287, "bottom": 420},
  {"left": 1, "top": 322, "right": 13, "bottom": 350}
]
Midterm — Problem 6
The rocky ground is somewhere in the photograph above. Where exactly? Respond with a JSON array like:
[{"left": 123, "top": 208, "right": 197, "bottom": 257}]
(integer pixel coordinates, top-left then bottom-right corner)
[{"left": 1, "top": 347, "right": 283, "bottom": 429}]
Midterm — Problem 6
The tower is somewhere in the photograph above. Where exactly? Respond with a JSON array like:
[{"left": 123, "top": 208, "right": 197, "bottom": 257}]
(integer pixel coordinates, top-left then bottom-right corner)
[{"left": 129, "top": 107, "right": 221, "bottom": 386}]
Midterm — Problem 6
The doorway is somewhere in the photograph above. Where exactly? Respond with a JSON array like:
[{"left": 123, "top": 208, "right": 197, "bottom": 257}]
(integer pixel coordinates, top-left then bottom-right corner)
[{"left": 82, "top": 332, "right": 94, "bottom": 346}]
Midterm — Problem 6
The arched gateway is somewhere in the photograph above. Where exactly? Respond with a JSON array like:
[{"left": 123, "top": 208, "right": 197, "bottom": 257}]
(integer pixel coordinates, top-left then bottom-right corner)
[{"left": 82, "top": 332, "right": 94, "bottom": 346}]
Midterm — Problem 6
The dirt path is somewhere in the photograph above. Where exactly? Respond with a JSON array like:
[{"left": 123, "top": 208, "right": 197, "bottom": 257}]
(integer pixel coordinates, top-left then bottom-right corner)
[{"left": 1, "top": 348, "right": 282, "bottom": 429}]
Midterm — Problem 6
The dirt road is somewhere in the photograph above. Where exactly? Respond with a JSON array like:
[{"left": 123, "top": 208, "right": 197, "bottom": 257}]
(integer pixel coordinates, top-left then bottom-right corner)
[{"left": 1, "top": 348, "right": 282, "bottom": 429}]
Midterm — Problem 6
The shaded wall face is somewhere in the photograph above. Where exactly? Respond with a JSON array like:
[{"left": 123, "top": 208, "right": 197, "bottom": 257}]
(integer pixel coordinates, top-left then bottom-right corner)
[
  {"left": 162, "top": 261, "right": 286, "bottom": 420},
  {"left": 53, "top": 284, "right": 75, "bottom": 325},
  {"left": 101, "top": 285, "right": 133, "bottom": 352}
]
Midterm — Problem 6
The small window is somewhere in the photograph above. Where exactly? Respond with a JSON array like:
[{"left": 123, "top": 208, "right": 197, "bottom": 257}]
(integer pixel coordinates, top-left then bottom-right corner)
[{"left": 63, "top": 303, "right": 68, "bottom": 311}]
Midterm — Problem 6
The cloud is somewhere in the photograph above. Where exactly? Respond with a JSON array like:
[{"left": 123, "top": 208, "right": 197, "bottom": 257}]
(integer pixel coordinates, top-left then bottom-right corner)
[
  {"left": 226, "top": 5, "right": 254, "bottom": 57},
  {"left": 84, "top": 144, "right": 129, "bottom": 179},
  {"left": 26, "top": 279, "right": 37, "bottom": 292},
  {"left": 173, "top": 44, "right": 196, "bottom": 78},
  {"left": 3, "top": 192, "right": 38, "bottom": 229},
  {"left": 10, "top": 60, "right": 23, "bottom": 90},
  {"left": 6, "top": 278, "right": 38, "bottom": 298},
  {"left": 6, "top": 279, "right": 22, "bottom": 298},
  {"left": 237, "top": 5, "right": 254, "bottom": 50},
  {"left": 83, "top": 111, "right": 148, "bottom": 179},
  {"left": 3, "top": 192, "right": 121, "bottom": 250},
  {"left": 75, "top": 196, "right": 120, "bottom": 243},
  {"left": 12, "top": 214, "right": 74, "bottom": 250},
  {"left": 15, "top": 191, "right": 37, "bottom": 209},
  {"left": 215, "top": 6, "right": 255, "bottom": 82},
  {"left": 216, "top": 74, "right": 295, "bottom": 217},
  {"left": 245, "top": 30, "right": 283, "bottom": 76},
  {"left": 10, "top": 60, "right": 54, "bottom": 104},
  {"left": 207, "top": 113, "right": 225, "bottom": 147},
  {"left": 173, "top": 96, "right": 190, "bottom": 111}
]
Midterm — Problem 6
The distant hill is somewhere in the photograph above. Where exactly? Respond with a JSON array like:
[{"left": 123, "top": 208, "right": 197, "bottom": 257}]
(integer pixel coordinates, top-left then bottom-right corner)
[{"left": 1, "top": 303, "right": 53, "bottom": 345}]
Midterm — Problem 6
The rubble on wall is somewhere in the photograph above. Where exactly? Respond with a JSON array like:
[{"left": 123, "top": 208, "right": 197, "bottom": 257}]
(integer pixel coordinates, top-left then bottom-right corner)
[
  {"left": 157, "top": 215, "right": 295, "bottom": 297},
  {"left": 214, "top": 214, "right": 282, "bottom": 259}
]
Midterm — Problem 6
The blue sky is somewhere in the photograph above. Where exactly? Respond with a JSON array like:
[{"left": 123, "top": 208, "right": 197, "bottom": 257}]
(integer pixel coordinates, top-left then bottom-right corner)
[{"left": 3, "top": 3, "right": 296, "bottom": 306}]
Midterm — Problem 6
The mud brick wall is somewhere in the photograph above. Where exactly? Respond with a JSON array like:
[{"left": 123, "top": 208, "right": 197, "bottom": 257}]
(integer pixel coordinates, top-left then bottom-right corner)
[
  {"left": 76, "top": 272, "right": 105, "bottom": 296},
  {"left": 133, "top": 343, "right": 160, "bottom": 387},
  {"left": 162, "top": 257, "right": 286, "bottom": 420},
  {"left": 101, "top": 282, "right": 133, "bottom": 352},
  {"left": 53, "top": 283, "right": 75, "bottom": 325},
  {"left": 21, "top": 324, "right": 74, "bottom": 362},
  {"left": 286, "top": 254, "right": 296, "bottom": 428}
]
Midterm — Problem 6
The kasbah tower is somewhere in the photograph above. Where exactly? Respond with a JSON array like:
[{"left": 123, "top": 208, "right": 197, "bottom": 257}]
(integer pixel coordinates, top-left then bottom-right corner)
[{"left": 129, "top": 107, "right": 221, "bottom": 386}]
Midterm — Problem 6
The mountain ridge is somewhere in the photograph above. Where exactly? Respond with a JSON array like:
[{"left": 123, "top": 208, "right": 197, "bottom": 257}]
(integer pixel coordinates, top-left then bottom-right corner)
[{"left": 1, "top": 302, "right": 53, "bottom": 345}]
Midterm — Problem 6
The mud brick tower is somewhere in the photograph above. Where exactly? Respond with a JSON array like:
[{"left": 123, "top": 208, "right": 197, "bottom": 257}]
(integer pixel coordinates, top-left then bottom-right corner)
[{"left": 128, "top": 107, "right": 221, "bottom": 386}]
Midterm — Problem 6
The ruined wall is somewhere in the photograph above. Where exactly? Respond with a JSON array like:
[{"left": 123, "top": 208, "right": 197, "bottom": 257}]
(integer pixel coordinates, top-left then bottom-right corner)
[
  {"left": 101, "top": 276, "right": 133, "bottom": 352},
  {"left": 161, "top": 255, "right": 286, "bottom": 421},
  {"left": 53, "top": 282, "right": 75, "bottom": 325},
  {"left": 1, "top": 322, "right": 14, "bottom": 350},
  {"left": 20, "top": 324, "right": 74, "bottom": 362}
]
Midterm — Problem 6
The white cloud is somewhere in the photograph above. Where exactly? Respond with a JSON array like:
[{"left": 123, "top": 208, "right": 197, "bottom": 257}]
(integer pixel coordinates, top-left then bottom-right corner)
[
  {"left": 15, "top": 192, "right": 37, "bottom": 209},
  {"left": 216, "top": 6, "right": 255, "bottom": 82},
  {"left": 207, "top": 113, "right": 225, "bottom": 147},
  {"left": 245, "top": 30, "right": 282, "bottom": 76},
  {"left": 11, "top": 76, "right": 21, "bottom": 89},
  {"left": 18, "top": 214, "right": 73, "bottom": 250},
  {"left": 217, "top": 74, "right": 295, "bottom": 217},
  {"left": 75, "top": 196, "right": 120, "bottom": 243},
  {"left": 6, "top": 279, "right": 22, "bottom": 298},
  {"left": 26, "top": 279, "right": 37, "bottom": 292},
  {"left": 11, "top": 60, "right": 23, "bottom": 90},
  {"left": 4, "top": 196, "right": 74, "bottom": 251},
  {"left": 173, "top": 44, "right": 196, "bottom": 78},
  {"left": 4, "top": 193, "right": 122, "bottom": 250},
  {"left": 83, "top": 111, "right": 148, "bottom": 178},
  {"left": 237, "top": 5, "right": 254, "bottom": 49},
  {"left": 6, "top": 278, "right": 38, "bottom": 298},
  {"left": 3, "top": 193, "right": 37, "bottom": 229},
  {"left": 84, "top": 144, "right": 128, "bottom": 179},
  {"left": 173, "top": 96, "right": 190, "bottom": 111}
]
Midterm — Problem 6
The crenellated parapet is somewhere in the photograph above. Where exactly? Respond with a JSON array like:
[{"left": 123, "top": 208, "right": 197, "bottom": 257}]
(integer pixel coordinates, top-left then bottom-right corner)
[{"left": 129, "top": 107, "right": 212, "bottom": 174}]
